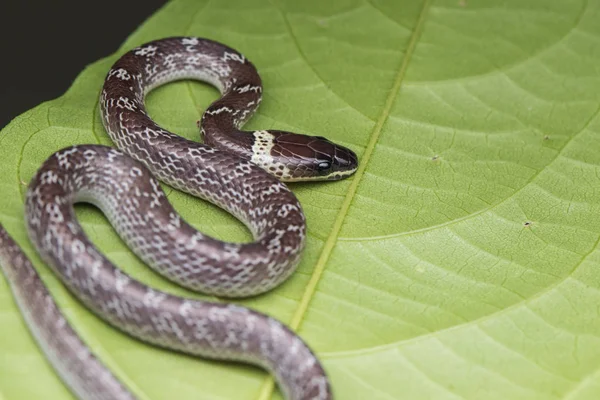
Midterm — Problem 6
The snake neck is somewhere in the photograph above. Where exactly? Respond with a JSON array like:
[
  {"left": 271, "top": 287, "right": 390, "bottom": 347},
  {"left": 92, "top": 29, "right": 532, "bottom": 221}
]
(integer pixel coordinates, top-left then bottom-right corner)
[{"left": 199, "top": 110, "right": 256, "bottom": 160}]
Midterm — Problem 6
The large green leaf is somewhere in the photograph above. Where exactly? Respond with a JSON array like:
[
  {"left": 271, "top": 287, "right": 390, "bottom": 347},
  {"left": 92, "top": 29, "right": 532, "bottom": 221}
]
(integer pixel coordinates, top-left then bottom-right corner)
[{"left": 2, "top": 0, "right": 600, "bottom": 398}]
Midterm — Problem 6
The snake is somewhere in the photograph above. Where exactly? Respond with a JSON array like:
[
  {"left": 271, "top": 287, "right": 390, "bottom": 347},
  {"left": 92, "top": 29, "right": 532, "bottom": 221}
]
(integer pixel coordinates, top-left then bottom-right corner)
[{"left": 0, "top": 37, "right": 358, "bottom": 400}]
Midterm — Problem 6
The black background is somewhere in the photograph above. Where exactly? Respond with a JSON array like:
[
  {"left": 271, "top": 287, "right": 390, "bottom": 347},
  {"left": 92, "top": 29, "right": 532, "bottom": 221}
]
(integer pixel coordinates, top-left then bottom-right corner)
[{"left": 0, "top": 1, "right": 166, "bottom": 129}]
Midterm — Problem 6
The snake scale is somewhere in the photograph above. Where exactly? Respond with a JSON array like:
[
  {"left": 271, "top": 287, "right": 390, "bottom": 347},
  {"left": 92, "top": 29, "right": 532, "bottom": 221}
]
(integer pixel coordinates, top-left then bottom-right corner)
[{"left": 0, "top": 37, "right": 358, "bottom": 399}]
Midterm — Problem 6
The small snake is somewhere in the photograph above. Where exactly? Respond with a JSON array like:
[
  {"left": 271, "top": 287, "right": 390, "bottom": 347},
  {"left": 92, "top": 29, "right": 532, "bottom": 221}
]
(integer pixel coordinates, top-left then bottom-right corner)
[{"left": 0, "top": 37, "right": 358, "bottom": 400}]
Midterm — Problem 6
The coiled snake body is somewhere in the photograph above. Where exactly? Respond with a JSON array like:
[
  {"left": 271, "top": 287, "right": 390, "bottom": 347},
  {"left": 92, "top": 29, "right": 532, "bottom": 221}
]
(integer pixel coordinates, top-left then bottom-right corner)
[{"left": 0, "top": 37, "right": 357, "bottom": 399}]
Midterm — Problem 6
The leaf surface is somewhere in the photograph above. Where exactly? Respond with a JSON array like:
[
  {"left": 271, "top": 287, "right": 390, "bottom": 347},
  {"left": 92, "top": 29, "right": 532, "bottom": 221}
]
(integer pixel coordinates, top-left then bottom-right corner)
[{"left": 2, "top": 0, "right": 600, "bottom": 399}]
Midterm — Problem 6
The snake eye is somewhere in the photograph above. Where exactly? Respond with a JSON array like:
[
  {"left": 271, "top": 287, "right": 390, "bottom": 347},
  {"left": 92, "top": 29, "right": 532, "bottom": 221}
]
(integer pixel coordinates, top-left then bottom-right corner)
[{"left": 317, "top": 161, "right": 332, "bottom": 175}]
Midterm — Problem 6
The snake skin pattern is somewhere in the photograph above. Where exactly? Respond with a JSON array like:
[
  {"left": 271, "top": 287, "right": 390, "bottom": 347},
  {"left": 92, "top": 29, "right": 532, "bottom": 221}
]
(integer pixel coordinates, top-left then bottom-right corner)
[
  {"left": 0, "top": 37, "right": 360, "bottom": 399},
  {"left": 0, "top": 227, "right": 135, "bottom": 400}
]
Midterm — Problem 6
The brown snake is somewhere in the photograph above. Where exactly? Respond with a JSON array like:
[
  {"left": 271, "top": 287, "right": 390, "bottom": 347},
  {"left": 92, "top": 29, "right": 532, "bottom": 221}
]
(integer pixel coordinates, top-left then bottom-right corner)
[{"left": 0, "top": 37, "right": 358, "bottom": 399}]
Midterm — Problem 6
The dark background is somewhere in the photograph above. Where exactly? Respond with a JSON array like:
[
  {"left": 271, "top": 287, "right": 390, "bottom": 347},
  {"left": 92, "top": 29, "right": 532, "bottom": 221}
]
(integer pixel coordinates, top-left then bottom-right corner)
[{"left": 0, "top": 1, "right": 166, "bottom": 129}]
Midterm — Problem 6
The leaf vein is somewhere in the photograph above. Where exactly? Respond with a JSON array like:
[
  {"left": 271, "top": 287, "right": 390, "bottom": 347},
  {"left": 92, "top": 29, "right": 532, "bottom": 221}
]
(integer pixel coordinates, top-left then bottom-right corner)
[
  {"left": 407, "top": 0, "right": 589, "bottom": 87},
  {"left": 342, "top": 95, "right": 600, "bottom": 242},
  {"left": 326, "top": 230, "right": 600, "bottom": 359},
  {"left": 272, "top": 1, "right": 376, "bottom": 122}
]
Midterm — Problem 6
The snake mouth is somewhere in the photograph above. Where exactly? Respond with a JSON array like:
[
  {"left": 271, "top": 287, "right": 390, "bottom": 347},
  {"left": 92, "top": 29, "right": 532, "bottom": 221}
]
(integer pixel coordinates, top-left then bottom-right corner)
[
  {"left": 326, "top": 166, "right": 359, "bottom": 180},
  {"left": 283, "top": 165, "right": 358, "bottom": 182}
]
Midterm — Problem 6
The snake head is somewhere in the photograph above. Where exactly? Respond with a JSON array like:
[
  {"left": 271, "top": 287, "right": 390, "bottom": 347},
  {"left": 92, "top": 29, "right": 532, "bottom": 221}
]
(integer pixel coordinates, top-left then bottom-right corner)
[{"left": 254, "top": 130, "right": 358, "bottom": 182}]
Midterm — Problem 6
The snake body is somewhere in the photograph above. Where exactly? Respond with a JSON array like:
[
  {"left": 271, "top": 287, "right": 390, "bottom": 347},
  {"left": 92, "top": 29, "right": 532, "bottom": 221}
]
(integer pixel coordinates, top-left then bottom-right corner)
[
  {"left": 0, "top": 37, "right": 358, "bottom": 399},
  {"left": 0, "top": 229, "right": 134, "bottom": 400}
]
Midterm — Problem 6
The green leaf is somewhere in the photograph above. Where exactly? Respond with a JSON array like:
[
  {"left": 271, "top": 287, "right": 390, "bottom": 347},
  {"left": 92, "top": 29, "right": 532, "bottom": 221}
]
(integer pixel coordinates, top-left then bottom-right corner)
[{"left": 2, "top": 0, "right": 600, "bottom": 398}]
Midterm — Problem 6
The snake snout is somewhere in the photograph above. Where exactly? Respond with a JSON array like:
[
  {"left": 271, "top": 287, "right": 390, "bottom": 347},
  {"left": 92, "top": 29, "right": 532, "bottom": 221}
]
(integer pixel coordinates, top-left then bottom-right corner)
[
  {"left": 308, "top": 136, "right": 359, "bottom": 180},
  {"left": 318, "top": 142, "right": 358, "bottom": 181},
  {"left": 333, "top": 145, "right": 358, "bottom": 173}
]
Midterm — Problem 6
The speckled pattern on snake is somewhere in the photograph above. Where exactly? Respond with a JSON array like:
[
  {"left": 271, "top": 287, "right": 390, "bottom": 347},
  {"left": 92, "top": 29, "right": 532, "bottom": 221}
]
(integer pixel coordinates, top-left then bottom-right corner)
[{"left": 0, "top": 37, "right": 358, "bottom": 400}]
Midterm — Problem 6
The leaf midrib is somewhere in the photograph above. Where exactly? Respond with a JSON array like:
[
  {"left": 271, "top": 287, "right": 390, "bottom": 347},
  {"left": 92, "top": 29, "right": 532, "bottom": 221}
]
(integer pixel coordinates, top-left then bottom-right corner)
[{"left": 255, "top": 0, "right": 433, "bottom": 399}]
